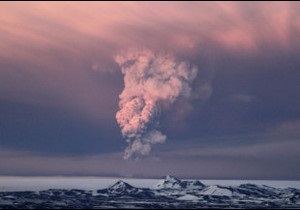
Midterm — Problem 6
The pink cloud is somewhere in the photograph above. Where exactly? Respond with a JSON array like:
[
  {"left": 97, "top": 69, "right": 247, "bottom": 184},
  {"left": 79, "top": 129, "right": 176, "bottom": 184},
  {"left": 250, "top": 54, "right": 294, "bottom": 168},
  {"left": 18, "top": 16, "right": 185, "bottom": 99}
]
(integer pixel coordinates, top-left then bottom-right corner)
[
  {"left": 0, "top": 2, "right": 299, "bottom": 122},
  {"left": 0, "top": 2, "right": 299, "bottom": 59}
]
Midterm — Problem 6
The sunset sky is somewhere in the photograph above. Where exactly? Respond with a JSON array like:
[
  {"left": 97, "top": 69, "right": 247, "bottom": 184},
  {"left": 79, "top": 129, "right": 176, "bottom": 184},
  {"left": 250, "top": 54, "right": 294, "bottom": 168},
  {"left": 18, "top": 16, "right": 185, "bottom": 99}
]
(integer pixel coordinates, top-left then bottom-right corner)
[{"left": 1, "top": 2, "right": 300, "bottom": 179}]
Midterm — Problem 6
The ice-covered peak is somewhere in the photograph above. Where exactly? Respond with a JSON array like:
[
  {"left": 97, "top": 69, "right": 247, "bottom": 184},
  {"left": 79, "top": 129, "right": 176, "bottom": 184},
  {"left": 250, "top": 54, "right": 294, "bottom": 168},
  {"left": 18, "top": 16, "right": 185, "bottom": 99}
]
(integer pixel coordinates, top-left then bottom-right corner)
[
  {"left": 108, "top": 180, "right": 135, "bottom": 193},
  {"left": 163, "top": 175, "right": 181, "bottom": 183},
  {"left": 155, "top": 175, "right": 183, "bottom": 189},
  {"left": 155, "top": 176, "right": 206, "bottom": 190}
]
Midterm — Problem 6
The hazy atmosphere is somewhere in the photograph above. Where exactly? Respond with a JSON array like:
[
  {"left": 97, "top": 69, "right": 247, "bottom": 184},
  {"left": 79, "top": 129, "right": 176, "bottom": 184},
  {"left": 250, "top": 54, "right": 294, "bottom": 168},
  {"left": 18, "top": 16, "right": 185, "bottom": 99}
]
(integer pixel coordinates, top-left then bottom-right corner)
[{"left": 1, "top": 2, "right": 300, "bottom": 179}]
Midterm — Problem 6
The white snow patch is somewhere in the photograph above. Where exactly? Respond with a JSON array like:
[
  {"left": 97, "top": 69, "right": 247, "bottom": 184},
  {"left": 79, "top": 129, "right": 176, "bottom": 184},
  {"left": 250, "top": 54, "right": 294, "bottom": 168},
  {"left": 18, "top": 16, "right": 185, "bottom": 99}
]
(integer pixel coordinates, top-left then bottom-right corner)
[
  {"left": 177, "top": 194, "right": 199, "bottom": 201},
  {"left": 200, "top": 185, "right": 232, "bottom": 196}
]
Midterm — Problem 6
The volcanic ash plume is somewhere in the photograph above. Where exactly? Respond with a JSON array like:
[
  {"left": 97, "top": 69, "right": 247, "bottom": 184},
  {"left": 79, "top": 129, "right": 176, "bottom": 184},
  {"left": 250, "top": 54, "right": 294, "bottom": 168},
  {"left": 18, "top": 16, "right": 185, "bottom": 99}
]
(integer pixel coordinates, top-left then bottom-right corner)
[{"left": 115, "top": 50, "right": 197, "bottom": 159}]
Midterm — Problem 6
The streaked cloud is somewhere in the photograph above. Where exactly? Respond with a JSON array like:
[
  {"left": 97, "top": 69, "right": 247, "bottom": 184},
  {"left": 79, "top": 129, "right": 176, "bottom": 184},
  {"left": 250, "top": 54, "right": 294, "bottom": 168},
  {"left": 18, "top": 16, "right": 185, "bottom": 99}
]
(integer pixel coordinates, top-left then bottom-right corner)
[
  {"left": 1, "top": 2, "right": 299, "bottom": 118},
  {"left": 1, "top": 2, "right": 300, "bottom": 60}
]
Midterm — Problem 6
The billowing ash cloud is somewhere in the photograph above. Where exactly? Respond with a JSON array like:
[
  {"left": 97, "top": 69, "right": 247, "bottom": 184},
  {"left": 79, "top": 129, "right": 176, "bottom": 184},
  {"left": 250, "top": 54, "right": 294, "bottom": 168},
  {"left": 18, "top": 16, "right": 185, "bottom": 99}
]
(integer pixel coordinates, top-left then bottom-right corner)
[{"left": 115, "top": 49, "right": 198, "bottom": 159}]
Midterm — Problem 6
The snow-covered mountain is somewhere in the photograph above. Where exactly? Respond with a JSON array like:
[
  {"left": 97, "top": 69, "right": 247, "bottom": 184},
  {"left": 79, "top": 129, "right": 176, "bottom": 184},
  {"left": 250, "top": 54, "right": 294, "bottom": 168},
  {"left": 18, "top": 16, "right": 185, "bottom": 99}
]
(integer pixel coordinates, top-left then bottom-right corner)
[
  {"left": 106, "top": 180, "right": 138, "bottom": 194},
  {"left": 0, "top": 176, "right": 299, "bottom": 209},
  {"left": 155, "top": 175, "right": 183, "bottom": 189},
  {"left": 155, "top": 175, "right": 205, "bottom": 190}
]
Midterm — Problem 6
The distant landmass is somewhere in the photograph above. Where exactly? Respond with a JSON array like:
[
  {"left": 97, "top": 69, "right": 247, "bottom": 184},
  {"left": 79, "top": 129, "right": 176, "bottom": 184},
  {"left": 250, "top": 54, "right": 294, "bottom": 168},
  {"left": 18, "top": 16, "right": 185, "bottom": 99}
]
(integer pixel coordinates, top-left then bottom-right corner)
[{"left": 0, "top": 175, "right": 299, "bottom": 209}]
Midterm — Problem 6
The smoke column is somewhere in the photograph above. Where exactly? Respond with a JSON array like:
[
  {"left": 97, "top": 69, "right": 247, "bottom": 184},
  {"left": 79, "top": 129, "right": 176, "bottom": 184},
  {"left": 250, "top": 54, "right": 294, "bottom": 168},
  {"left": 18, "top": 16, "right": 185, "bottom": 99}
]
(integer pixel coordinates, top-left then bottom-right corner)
[{"left": 115, "top": 49, "right": 197, "bottom": 159}]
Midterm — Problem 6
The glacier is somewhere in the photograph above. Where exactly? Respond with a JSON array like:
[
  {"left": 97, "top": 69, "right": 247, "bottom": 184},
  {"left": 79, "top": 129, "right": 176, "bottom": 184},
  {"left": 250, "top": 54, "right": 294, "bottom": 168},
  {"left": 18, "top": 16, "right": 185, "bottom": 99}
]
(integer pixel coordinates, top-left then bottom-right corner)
[{"left": 0, "top": 175, "right": 299, "bottom": 209}]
